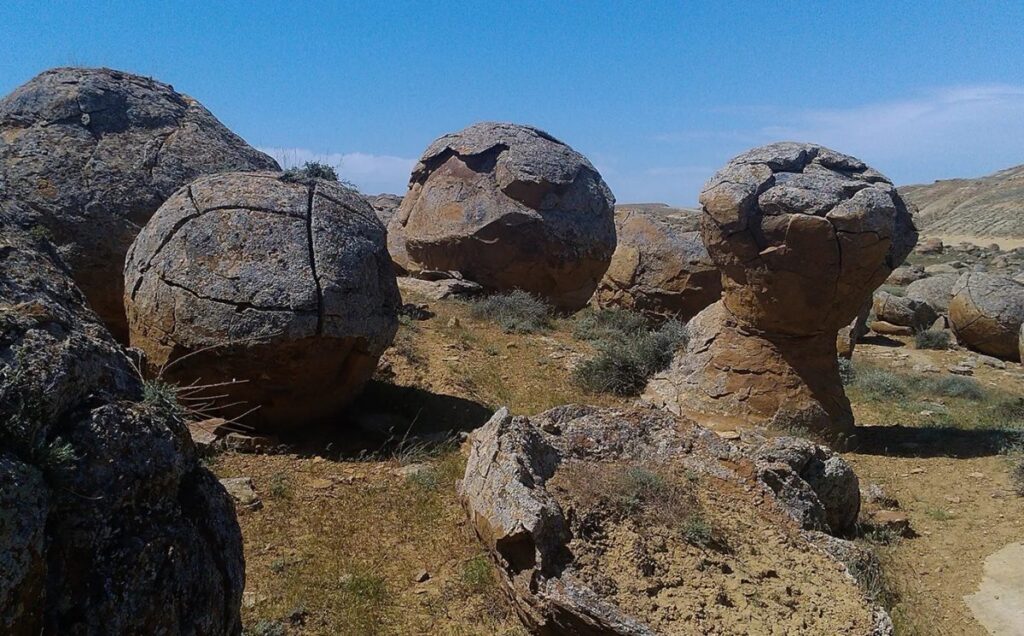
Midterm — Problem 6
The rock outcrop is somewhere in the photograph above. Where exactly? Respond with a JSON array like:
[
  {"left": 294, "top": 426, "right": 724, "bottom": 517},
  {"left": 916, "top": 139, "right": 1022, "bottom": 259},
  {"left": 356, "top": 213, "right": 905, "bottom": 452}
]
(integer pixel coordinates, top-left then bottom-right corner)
[
  {"left": 948, "top": 272, "right": 1024, "bottom": 361},
  {"left": 905, "top": 274, "right": 958, "bottom": 314},
  {"left": 125, "top": 171, "right": 400, "bottom": 429},
  {"left": 388, "top": 122, "right": 616, "bottom": 309},
  {"left": 592, "top": 206, "right": 721, "bottom": 321},
  {"left": 645, "top": 143, "right": 916, "bottom": 434},
  {"left": 0, "top": 67, "right": 279, "bottom": 340},
  {"left": 0, "top": 205, "right": 243, "bottom": 634},
  {"left": 460, "top": 406, "right": 890, "bottom": 635},
  {"left": 368, "top": 193, "right": 402, "bottom": 227}
]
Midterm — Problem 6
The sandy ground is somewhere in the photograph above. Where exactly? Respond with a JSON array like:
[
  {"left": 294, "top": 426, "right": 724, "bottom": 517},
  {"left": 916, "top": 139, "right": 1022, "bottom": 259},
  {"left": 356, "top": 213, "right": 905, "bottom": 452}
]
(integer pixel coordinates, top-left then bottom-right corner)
[{"left": 923, "top": 233, "right": 1024, "bottom": 251}]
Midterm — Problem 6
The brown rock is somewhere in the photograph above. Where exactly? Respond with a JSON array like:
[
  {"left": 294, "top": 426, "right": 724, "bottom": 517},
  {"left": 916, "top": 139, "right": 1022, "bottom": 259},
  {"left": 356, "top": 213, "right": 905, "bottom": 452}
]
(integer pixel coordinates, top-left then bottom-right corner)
[
  {"left": 388, "top": 122, "right": 616, "bottom": 309},
  {"left": 645, "top": 143, "right": 917, "bottom": 434},
  {"left": 837, "top": 299, "right": 871, "bottom": 358},
  {"left": 948, "top": 272, "right": 1024, "bottom": 361},
  {"left": 592, "top": 206, "right": 722, "bottom": 321},
  {"left": 872, "top": 290, "right": 938, "bottom": 331},
  {"left": 869, "top": 321, "right": 914, "bottom": 336}
]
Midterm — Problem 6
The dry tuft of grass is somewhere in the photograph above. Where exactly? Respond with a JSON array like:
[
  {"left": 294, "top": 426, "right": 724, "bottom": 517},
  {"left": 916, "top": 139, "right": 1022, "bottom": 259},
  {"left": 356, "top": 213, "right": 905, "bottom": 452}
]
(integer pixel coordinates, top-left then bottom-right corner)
[{"left": 467, "top": 290, "right": 552, "bottom": 334}]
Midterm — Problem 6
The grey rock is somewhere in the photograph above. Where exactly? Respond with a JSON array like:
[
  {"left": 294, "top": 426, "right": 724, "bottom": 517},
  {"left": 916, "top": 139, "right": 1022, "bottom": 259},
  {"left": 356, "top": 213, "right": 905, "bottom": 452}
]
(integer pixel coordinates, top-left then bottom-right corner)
[
  {"left": 125, "top": 171, "right": 401, "bottom": 430},
  {"left": 872, "top": 290, "right": 939, "bottom": 331},
  {"left": 0, "top": 207, "right": 243, "bottom": 635},
  {"left": 753, "top": 436, "right": 861, "bottom": 535},
  {"left": 0, "top": 67, "right": 279, "bottom": 340},
  {"left": 397, "top": 276, "right": 483, "bottom": 300},
  {"left": 368, "top": 193, "right": 402, "bottom": 227},
  {"left": 925, "top": 263, "right": 960, "bottom": 275},
  {"left": 905, "top": 274, "right": 958, "bottom": 313},
  {"left": 219, "top": 477, "right": 262, "bottom": 510},
  {"left": 949, "top": 272, "right": 1024, "bottom": 361},
  {"left": 886, "top": 265, "right": 926, "bottom": 286},
  {"left": 592, "top": 206, "right": 722, "bottom": 321},
  {"left": 461, "top": 406, "right": 887, "bottom": 634},
  {"left": 389, "top": 122, "right": 616, "bottom": 310}
]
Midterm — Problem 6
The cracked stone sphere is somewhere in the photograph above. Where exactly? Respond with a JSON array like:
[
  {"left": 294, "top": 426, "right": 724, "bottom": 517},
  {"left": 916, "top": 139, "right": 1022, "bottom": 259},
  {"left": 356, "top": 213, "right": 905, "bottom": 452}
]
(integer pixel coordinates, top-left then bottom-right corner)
[
  {"left": 645, "top": 143, "right": 916, "bottom": 434},
  {"left": 125, "top": 171, "right": 400, "bottom": 430},
  {"left": 701, "top": 142, "right": 917, "bottom": 335},
  {"left": 0, "top": 67, "right": 280, "bottom": 341},
  {"left": 388, "top": 122, "right": 616, "bottom": 309}
]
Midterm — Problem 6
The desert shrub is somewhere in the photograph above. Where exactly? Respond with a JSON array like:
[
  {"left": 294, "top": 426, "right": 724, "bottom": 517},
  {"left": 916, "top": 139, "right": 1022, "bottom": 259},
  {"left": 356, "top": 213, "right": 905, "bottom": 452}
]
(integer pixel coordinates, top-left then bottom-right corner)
[
  {"left": 920, "top": 375, "right": 985, "bottom": 401},
  {"left": 680, "top": 513, "right": 714, "bottom": 547},
  {"left": 850, "top": 367, "right": 908, "bottom": 401},
  {"left": 468, "top": 290, "right": 551, "bottom": 333},
  {"left": 914, "top": 330, "right": 950, "bottom": 350},
  {"left": 268, "top": 472, "right": 292, "bottom": 499},
  {"left": 838, "top": 357, "right": 856, "bottom": 386},
  {"left": 573, "top": 307, "right": 649, "bottom": 341},
  {"left": 573, "top": 314, "right": 687, "bottom": 396},
  {"left": 282, "top": 160, "right": 339, "bottom": 183},
  {"left": 460, "top": 555, "right": 496, "bottom": 594}
]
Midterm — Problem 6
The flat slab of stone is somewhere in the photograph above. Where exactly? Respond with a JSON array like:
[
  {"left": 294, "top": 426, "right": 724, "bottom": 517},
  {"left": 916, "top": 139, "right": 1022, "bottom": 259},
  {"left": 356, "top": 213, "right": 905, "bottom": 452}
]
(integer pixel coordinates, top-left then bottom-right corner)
[{"left": 964, "top": 542, "right": 1024, "bottom": 635}]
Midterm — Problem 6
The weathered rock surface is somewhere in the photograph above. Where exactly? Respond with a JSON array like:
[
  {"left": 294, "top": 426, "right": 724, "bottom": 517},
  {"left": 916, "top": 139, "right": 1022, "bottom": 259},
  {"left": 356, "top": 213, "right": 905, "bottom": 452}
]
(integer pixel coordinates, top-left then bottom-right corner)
[
  {"left": 871, "top": 290, "right": 938, "bottom": 331},
  {"left": 388, "top": 122, "right": 616, "bottom": 309},
  {"left": 368, "top": 193, "right": 402, "bottom": 227},
  {"left": 645, "top": 143, "right": 916, "bottom": 434},
  {"left": 837, "top": 300, "right": 871, "bottom": 358},
  {"left": 0, "top": 67, "right": 279, "bottom": 340},
  {"left": 0, "top": 206, "right": 243, "bottom": 634},
  {"left": 886, "top": 265, "right": 926, "bottom": 286},
  {"left": 948, "top": 272, "right": 1024, "bottom": 361},
  {"left": 905, "top": 274, "right": 958, "bottom": 314},
  {"left": 125, "top": 171, "right": 400, "bottom": 429},
  {"left": 592, "top": 207, "right": 721, "bottom": 321},
  {"left": 460, "top": 406, "right": 889, "bottom": 635}
]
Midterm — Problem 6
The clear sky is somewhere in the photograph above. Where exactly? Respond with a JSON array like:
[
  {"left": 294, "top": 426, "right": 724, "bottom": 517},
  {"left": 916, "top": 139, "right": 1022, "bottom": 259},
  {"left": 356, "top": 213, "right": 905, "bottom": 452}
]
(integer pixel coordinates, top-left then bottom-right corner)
[{"left": 3, "top": 1, "right": 1023, "bottom": 204}]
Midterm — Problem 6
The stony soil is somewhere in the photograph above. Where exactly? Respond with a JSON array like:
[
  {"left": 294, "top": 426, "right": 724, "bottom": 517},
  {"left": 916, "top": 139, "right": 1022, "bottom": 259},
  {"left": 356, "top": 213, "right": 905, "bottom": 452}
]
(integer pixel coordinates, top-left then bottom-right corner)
[{"left": 210, "top": 288, "right": 1024, "bottom": 635}]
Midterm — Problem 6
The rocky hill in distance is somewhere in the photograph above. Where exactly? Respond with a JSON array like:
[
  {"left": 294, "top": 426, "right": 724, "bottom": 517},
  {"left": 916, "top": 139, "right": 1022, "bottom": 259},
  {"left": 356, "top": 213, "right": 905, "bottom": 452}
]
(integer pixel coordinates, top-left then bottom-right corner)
[{"left": 900, "top": 164, "right": 1024, "bottom": 240}]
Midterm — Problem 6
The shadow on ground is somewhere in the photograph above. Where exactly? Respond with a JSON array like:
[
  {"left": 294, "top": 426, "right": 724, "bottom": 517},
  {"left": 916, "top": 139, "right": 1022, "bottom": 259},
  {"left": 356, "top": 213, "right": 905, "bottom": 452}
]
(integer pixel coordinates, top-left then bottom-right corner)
[
  {"left": 851, "top": 424, "right": 1023, "bottom": 458},
  {"left": 272, "top": 380, "right": 495, "bottom": 459}
]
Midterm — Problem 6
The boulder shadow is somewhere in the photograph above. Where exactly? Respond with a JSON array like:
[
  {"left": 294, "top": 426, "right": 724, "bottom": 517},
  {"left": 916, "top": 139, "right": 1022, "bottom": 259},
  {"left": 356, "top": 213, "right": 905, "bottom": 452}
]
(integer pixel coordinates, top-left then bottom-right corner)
[
  {"left": 849, "top": 424, "right": 1023, "bottom": 459},
  {"left": 273, "top": 380, "right": 494, "bottom": 459}
]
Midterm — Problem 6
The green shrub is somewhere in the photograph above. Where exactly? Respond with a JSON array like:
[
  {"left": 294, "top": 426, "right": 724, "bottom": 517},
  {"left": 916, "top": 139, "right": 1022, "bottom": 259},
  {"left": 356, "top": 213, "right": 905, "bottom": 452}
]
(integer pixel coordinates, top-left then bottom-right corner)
[
  {"left": 468, "top": 290, "right": 551, "bottom": 333},
  {"left": 460, "top": 555, "right": 495, "bottom": 594},
  {"left": 1012, "top": 458, "right": 1024, "bottom": 497},
  {"left": 573, "top": 319, "right": 686, "bottom": 396},
  {"left": 681, "top": 513, "right": 714, "bottom": 547},
  {"left": 920, "top": 375, "right": 985, "bottom": 401},
  {"left": 838, "top": 357, "right": 856, "bottom": 386},
  {"left": 914, "top": 330, "right": 950, "bottom": 350},
  {"left": 283, "top": 160, "right": 339, "bottom": 183},
  {"left": 851, "top": 367, "right": 908, "bottom": 401},
  {"left": 573, "top": 308, "right": 649, "bottom": 342}
]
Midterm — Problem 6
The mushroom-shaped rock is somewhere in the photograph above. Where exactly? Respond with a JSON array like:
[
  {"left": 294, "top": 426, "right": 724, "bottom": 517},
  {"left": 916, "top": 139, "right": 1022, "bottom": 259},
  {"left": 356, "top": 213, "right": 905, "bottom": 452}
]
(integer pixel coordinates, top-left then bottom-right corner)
[
  {"left": 460, "top": 406, "right": 889, "bottom": 635},
  {"left": 0, "top": 67, "right": 279, "bottom": 340},
  {"left": 125, "top": 172, "right": 400, "bottom": 429},
  {"left": 949, "top": 272, "right": 1024, "bottom": 361},
  {"left": 388, "top": 122, "right": 616, "bottom": 309},
  {"left": 592, "top": 207, "right": 722, "bottom": 321},
  {"left": 1, "top": 207, "right": 243, "bottom": 634},
  {"left": 872, "top": 290, "right": 938, "bottom": 331},
  {"left": 905, "top": 274, "right": 958, "bottom": 314},
  {"left": 645, "top": 143, "right": 917, "bottom": 434}
]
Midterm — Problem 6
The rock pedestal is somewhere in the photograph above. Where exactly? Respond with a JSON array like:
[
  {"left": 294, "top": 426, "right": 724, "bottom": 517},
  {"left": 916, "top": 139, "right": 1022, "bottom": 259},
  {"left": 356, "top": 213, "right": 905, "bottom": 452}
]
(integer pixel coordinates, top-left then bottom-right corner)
[{"left": 644, "top": 143, "right": 917, "bottom": 434}]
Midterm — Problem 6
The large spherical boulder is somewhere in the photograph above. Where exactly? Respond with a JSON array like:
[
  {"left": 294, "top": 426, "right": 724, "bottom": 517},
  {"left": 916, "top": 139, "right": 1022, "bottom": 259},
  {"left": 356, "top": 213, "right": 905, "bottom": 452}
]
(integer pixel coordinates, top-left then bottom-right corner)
[
  {"left": 592, "top": 207, "right": 721, "bottom": 320},
  {"left": 125, "top": 172, "right": 400, "bottom": 429},
  {"left": 1, "top": 207, "right": 243, "bottom": 634},
  {"left": 646, "top": 143, "right": 917, "bottom": 434},
  {"left": 949, "top": 272, "right": 1024, "bottom": 361},
  {"left": 0, "top": 67, "right": 279, "bottom": 340},
  {"left": 905, "top": 274, "right": 958, "bottom": 314},
  {"left": 388, "top": 122, "right": 616, "bottom": 309}
]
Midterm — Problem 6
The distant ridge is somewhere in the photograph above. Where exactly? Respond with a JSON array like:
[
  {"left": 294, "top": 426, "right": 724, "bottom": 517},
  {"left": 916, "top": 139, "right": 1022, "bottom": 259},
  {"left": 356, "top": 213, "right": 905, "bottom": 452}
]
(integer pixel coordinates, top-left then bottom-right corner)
[{"left": 899, "top": 165, "right": 1024, "bottom": 238}]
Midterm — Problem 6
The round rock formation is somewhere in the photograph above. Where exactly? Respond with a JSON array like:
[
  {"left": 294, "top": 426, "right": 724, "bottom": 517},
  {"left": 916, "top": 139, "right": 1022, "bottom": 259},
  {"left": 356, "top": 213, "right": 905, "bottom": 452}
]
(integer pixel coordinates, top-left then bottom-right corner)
[
  {"left": 948, "top": 272, "right": 1024, "bottom": 361},
  {"left": 388, "top": 122, "right": 616, "bottom": 309},
  {"left": 905, "top": 273, "right": 958, "bottom": 314},
  {"left": 592, "top": 206, "right": 722, "bottom": 321},
  {"left": 645, "top": 143, "right": 917, "bottom": 434},
  {"left": 0, "top": 67, "right": 279, "bottom": 340},
  {"left": 125, "top": 171, "right": 400, "bottom": 429},
  {"left": 1, "top": 207, "right": 243, "bottom": 634}
]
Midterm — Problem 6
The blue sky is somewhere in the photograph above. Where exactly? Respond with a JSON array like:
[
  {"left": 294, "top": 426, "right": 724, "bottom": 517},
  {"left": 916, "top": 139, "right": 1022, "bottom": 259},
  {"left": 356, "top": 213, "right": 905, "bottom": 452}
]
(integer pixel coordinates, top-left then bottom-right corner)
[{"left": 3, "top": 1, "right": 1023, "bottom": 204}]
